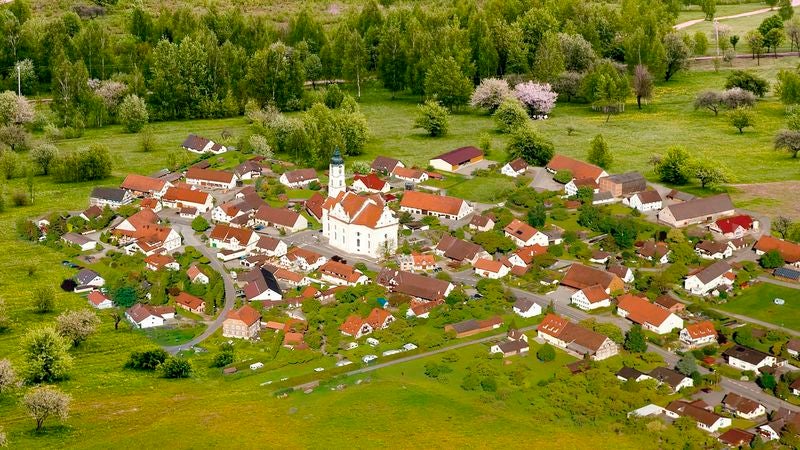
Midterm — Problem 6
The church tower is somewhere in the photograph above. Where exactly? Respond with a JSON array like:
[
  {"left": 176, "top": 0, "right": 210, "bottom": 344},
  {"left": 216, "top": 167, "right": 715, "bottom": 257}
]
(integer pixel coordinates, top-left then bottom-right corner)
[{"left": 328, "top": 147, "right": 346, "bottom": 198}]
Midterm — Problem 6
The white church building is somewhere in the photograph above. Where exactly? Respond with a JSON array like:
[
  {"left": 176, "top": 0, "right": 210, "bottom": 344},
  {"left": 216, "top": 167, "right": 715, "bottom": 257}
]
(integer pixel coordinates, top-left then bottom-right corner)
[{"left": 321, "top": 149, "right": 399, "bottom": 258}]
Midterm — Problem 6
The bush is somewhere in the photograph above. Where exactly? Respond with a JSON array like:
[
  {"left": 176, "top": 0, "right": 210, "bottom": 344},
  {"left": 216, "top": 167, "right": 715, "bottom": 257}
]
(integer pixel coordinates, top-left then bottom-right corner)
[
  {"left": 536, "top": 343, "right": 556, "bottom": 362},
  {"left": 480, "top": 376, "right": 497, "bottom": 392},
  {"left": 414, "top": 100, "right": 449, "bottom": 137},
  {"left": 191, "top": 216, "right": 210, "bottom": 232},
  {"left": 725, "top": 70, "right": 769, "bottom": 97},
  {"left": 126, "top": 349, "right": 169, "bottom": 371},
  {"left": 161, "top": 357, "right": 192, "bottom": 378},
  {"left": 211, "top": 351, "right": 234, "bottom": 368},
  {"left": 118, "top": 94, "right": 149, "bottom": 132},
  {"left": 12, "top": 191, "right": 29, "bottom": 206},
  {"left": 493, "top": 98, "right": 529, "bottom": 133}
]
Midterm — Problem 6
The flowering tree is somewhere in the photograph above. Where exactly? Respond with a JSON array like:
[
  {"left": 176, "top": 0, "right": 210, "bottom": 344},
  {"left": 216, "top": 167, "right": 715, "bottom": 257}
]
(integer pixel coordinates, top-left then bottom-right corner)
[
  {"left": 470, "top": 78, "right": 511, "bottom": 112},
  {"left": 513, "top": 81, "right": 558, "bottom": 117}
]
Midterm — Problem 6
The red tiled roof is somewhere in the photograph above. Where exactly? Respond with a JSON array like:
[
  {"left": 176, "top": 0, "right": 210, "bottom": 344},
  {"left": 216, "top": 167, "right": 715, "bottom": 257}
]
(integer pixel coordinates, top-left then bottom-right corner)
[
  {"left": 209, "top": 224, "right": 255, "bottom": 245},
  {"left": 392, "top": 166, "right": 425, "bottom": 180},
  {"left": 684, "top": 320, "right": 716, "bottom": 339},
  {"left": 513, "top": 245, "right": 547, "bottom": 265},
  {"left": 320, "top": 261, "right": 363, "bottom": 283},
  {"left": 305, "top": 192, "right": 325, "bottom": 219},
  {"left": 88, "top": 290, "right": 110, "bottom": 306},
  {"left": 754, "top": 235, "right": 800, "bottom": 263},
  {"left": 187, "top": 265, "right": 205, "bottom": 281},
  {"left": 401, "top": 191, "right": 466, "bottom": 216},
  {"left": 353, "top": 173, "right": 387, "bottom": 191},
  {"left": 340, "top": 315, "right": 365, "bottom": 335},
  {"left": 504, "top": 219, "right": 539, "bottom": 242},
  {"left": 175, "top": 292, "right": 205, "bottom": 311},
  {"left": 714, "top": 215, "right": 753, "bottom": 234},
  {"left": 580, "top": 285, "right": 610, "bottom": 304},
  {"left": 226, "top": 305, "right": 261, "bottom": 326},
  {"left": 474, "top": 258, "right": 504, "bottom": 273},
  {"left": 561, "top": 264, "right": 621, "bottom": 291},
  {"left": 286, "top": 247, "right": 323, "bottom": 264},
  {"left": 618, "top": 294, "right": 673, "bottom": 327},
  {"left": 546, "top": 155, "right": 605, "bottom": 180},
  {"left": 366, "top": 308, "right": 392, "bottom": 329},
  {"left": 145, "top": 254, "right": 176, "bottom": 268},
  {"left": 121, "top": 174, "right": 167, "bottom": 193},
  {"left": 163, "top": 187, "right": 210, "bottom": 205},
  {"left": 186, "top": 167, "right": 235, "bottom": 184}
]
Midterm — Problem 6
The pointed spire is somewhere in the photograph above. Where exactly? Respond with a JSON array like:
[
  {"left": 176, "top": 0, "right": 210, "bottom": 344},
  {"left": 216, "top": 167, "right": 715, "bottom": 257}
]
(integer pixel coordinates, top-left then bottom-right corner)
[{"left": 330, "top": 147, "right": 344, "bottom": 165}]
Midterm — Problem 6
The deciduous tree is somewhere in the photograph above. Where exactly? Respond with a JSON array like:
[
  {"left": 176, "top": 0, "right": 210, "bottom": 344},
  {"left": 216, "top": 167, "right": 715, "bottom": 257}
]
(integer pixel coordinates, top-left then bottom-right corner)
[
  {"left": 720, "top": 87, "right": 756, "bottom": 109},
  {"left": 24, "top": 386, "right": 70, "bottom": 431},
  {"left": 424, "top": 57, "right": 472, "bottom": 110},
  {"left": 493, "top": 98, "right": 529, "bottom": 133},
  {"left": 624, "top": 325, "right": 647, "bottom": 353},
  {"left": 22, "top": 327, "right": 73, "bottom": 383},
  {"left": 774, "top": 129, "right": 800, "bottom": 157},
  {"left": 587, "top": 134, "right": 613, "bottom": 169},
  {"left": 633, "top": 64, "right": 653, "bottom": 110},
  {"left": 30, "top": 144, "right": 58, "bottom": 175},
  {"left": 728, "top": 107, "right": 754, "bottom": 133},
  {"left": 506, "top": 125, "right": 554, "bottom": 166},
  {"left": 414, "top": 100, "right": 449, "bottom": 137},
  {"left": 56, "top": 310, "right": 99, "bottom": 346},
  {"left": 0, "top": 359, "right": 18, "bottom": 393},
  {"left": 662, "top": 33, "right": 691, "bottom": 81},
  {"left": 470, "top": 78, "right": 511, "bottom": 112},
  {"left": 693, "top": 159, "right": 731, "bottom": 188},
  {"left": 694, "top": 90, "right": 722, "bottom": 115},
  {"left": 657, "top": 146, "right": 693, "bottom": 185},
  {"left": 117, "top": 94, "right": 148, "bottom": 133},
  {"left": 32, "top": 286, "right": 55, "bottom": 313},
  {"left": 513, "top": 81, "right": 558, "bottom": 116}
]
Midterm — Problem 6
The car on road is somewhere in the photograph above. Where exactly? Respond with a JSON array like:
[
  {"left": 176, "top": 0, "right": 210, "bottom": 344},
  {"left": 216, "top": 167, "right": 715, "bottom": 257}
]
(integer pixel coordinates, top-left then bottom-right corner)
[
  {"left": 314, "top": 367, "right": 325, "bottom": 372},
  {"left": 236, "top": 289, "right": 245, "bottom": 297},
  {"left": 433, "top": 267, "right": 442, "bottom": 272},
  {"left": 362, "top": 355, "right": 378, "bottom": 364}
]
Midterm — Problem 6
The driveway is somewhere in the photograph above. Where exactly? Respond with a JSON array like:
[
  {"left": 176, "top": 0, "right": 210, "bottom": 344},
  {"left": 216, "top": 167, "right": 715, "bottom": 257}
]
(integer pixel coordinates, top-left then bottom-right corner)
[
  {"left": 528, "top": 167, "right": 561, "bottom": 192},
  {"left": 452, "top": 159, "right": 498, "bottom": 177}
]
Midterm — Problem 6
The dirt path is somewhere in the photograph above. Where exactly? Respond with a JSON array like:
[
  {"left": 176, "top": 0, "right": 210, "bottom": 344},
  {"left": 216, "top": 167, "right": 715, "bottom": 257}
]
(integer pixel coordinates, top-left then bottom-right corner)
[{"left": 674, "top": 0, "right": 800, "bottom": 30}]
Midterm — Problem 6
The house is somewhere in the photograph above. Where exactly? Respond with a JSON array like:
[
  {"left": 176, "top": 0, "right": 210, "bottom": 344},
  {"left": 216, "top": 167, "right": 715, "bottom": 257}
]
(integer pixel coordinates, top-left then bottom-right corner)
[
  {"left": 665, "top": 400, "right": 732, "bottom": 433},
  {"left": 560, "top": 264, "right": 624, "bottom": 294},
  {"left": 680, "top": 321, "right": 717, "bottom": 348},
  {"left": 161, "top": 187, "right": 213, "bottom": 213},
  {"left": 666, "top": 189, "right": 695, "bottom": 202},
  {"left": 61, "top": 233, "right": 98, "bottom": 252},
  {"left": 185, "top": 167, "right": 236, "bottom": 190},
  {"left": 126, "top": 304, "right": 175, "bottom": 329},
  {"left": 340, "top": 308, "right": 395, "bottom": 337},
  {"left": 512, "top": 297, "right": 542, "bottom": 318},
  {"left": 279, "top": 168, "right": 318, "bottom": 188},
  {"left": 592, "top": 191, "right": 615, "bottom": 205},
  {"left": 657, "top": 194, "right": 735, "bottom": 228},
  {"left": 351, "top": 173, "right": 389, "bottom": 194},
  {"left": 233, "top": 159, "right": 263, "bottom": 181},
  {"left": 445, "top": 316, "right": 503, "bottom": 338},
  {"left": 123, "top": 223, "right": 181, "bottom": 256},
  {"left": 710, "top": 214, "right": 756, "bottom": 238},
  {"left": 570, "top": 285, "right": 611, "bottom": 311},
  {"left": 469, "top": 214, "right": 495, "bottom": 232},
  {"left": 536, "top": 314, "right": 619, "bottom": 361},
  {"left": 615, "top": 366, "right": 652, "bottom": 383},
  {"left": 397, "top": 253, "right": 436, "bottom": 272},
  {"left": 174, "top": 292, "right": 206, "bottom": 314},
  {"left": 435, "top": 235, "right": 490, "bottom": 264},
  {"left": 429, "top": 146, "right": 484, "bottom": 172},
  {"left": 684, "top": 261, "right": 734, "bottom": 296},
  {"left": 392, "top": 166, "right": 428, "bottom": 183},
  {"left": 209, "top": 224, "right": 259, "bottom": 254},
  {"left": 87, "top": 290, "right": 113, "bottom": 309},
  {"left": 723, "top": 393, "right": 766, "bottom": 419},
  {"left": 791, "top": 378, "right": 800, "bottom": 395},
  {"left": 564, "top": 177, "right": 599, "bottom": 196},
  {"left": 182, "top": 134, "right": 226, "bottom": 154},
  {"left": 718, "top": 429, "right": 754, "bottom": 448},
  {"left": 252, "top": 205, "right": 308, "bottom": 233},
  {"left": 319, "top": 261, "right": 369, "bottom": 286},
  {"left": 649, "top": 367, "right": 693, "bottom": 392},
  {"left": 187, "top": 265, "right": 209, "bottom": 284},
  {"left": 694, "top": 240, "right": 732, "bottom": 260},
  {"left": 654, "top": 294, "right": 685, "bottom": 313},
  {"left": 598, "top": 172, "right": 646, "bottom": 197},
  {"left": 723, "top": 345, "right": 785, "bottom": 372},
  {"left": 503, "top": 219, "right": 548, "bottom": 247},
  {"left": 607, "top": 264, "right": 635, "bottom": 284},
  {"left": 222, "top": 305, "right": 261, "bottom": 339},
  {"left": 406, "top": 299, "right": 443, "bottom": 319},
  {"left": 400, "top": 191, "right": 473, "bottom": 220},
  {"left": 145, "top": 254, "right": 179, "bottom": 271},
  {"left": 305, "top": 192, "right": 325, "bottom": 221},
  {"left": 89, "top": 187, "right": 133, "bottom": 209},
  {"left": 242, "top": 267, "right": 283, "bottom": 302},
  {"left": 473, "top": 258, "right": 510, "bottom": 279},
  {"left": 623, "top": 190, "right": 663, "bottom": 212},
  {"left": 589, "top": 251, "right": 610, "bottom": 264},
  {"left": 758, "top": 408, "right": 800, "bottom": 441},
  {"left": 281, "top": 247, "right": 326, "bottom": 272},
  {"left": 120, "top": 174, "right": 170, "bottom": 198},
  {"left": 371, "top": 156, "right": 404, "bottom": 174},
  {"left": 754, "top": 235, "right": 800, "bottom": 268},
  {"left": 637, "top": 240, "right": 670, "bottom": 264},
  {"left": 787, "top": 339, "right": 800, "bottom": 359},
  {"left": 253, "top": 236, "right": 287, "bottom": 257},
  {"left": 376, "top": 268, "right": 454, "bottom": 302},
  {"left": 79, "top": 205, "right": 104, "bottom": 221},
  {"left": 141, "top": 197, "right": 162, "bottom": 212},
  {"left": 507, "top": 245, "right": 547, "bottom": 268},
  {"left": 490, "top": 330, "right": 530, "bottom": 357},
  {"left": 500, "top": 158, "right": 528, "bottom": 177},
  {"left": 74, "top": 269, "right": 105, "bottom": 291},
  {"left": 546, "top": 155, "right": 608, "bottom": 182},
  {"left": 617, "top": 294, "right": 683, "bottom": 334}
]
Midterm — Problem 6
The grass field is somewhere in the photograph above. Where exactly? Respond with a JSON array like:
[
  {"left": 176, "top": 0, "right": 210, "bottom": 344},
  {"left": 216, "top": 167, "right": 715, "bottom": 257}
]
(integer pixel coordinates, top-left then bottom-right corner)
[{"left": 718, "top": 282, "right": 800, "bottom": 330}]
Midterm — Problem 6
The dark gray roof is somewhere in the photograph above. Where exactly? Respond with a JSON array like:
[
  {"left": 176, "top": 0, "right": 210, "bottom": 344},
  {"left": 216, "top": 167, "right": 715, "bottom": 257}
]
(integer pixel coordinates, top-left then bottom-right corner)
[
  {"left": 616, "top": 366, "right": 648, "bottom": 381},
  {"left": 75, "top": 269, "right": 101, "bottom": 285},
  {"left": 723, "top": 345, "right": 771, "bottom": 366},
  {"left": 371, "top": 156, "right": 401, "bottom": 173},
  {"left": 496, "top": 340, "right": 529, "bottom": 353},
  {"left": 593, "top": 191, "right": 614, "bottom": 202},
  {"left": 693, "top": 260, "right": 732, "bottom": 284},
  {"left": 664, "top": 194, "right": 734, "bottom": 221},
  {"left": 604, "top": 171, "right": 645, "bottom": 184},
  {"left": 90, "top": 187, "right": 127, "bottom": 202},
  {"left": 182, "top": 134, "right": 211, "bottom": 151},
  {"left": 513, "top": 297, "right": 537, "bottom": 312},
  {"left": 62, "top": 232, "right": 94, "bottom": 246},
  {"left": 649, "top": 367, "right": 689, "bottom": 389},
  {"left": 376, "top": 268, "right": 452, "bottom": 301},
  {"left": 449, "top": 319, "right": 480, "bottom": 334}
]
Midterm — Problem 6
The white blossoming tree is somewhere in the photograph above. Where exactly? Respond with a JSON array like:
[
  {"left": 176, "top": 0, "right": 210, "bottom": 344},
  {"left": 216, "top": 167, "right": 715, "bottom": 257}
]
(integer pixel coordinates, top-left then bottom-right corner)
[{"left": 513, "top": 81, "right": 558, "bottom": 118}]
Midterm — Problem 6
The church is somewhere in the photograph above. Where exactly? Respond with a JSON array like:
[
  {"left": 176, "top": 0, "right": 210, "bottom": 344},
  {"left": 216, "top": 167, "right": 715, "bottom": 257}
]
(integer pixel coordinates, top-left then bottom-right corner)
[{"left": 321, "top": 149, "right": 399, "bottom": 258}]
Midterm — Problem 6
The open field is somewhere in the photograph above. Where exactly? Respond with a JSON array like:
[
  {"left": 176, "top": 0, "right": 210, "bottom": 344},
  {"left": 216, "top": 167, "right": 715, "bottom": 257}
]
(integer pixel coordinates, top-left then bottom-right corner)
[{"left": 718, "top": 283, "right": 800, "bottom": 330}]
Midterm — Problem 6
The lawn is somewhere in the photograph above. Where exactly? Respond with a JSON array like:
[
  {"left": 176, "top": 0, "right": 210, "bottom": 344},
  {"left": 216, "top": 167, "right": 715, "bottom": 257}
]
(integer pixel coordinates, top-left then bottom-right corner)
[
  {"left": 141, "top": 323, "right": 206, "bottom": 346},
  {"left": 717, "top": 282, "right": 800, "bottom": 330},
  {"left": 443, "top": 174, "right": 519, "bottom": 204}
]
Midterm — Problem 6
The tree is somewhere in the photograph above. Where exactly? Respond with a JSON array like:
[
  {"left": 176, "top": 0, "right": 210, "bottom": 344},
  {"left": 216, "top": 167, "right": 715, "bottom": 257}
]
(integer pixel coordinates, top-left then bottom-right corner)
[
  {"left": 30, "top": 144, "right": 58, "bottom": 175},
  {"left": 470, "top": 78, "right": 511, "bottom": 112},
  {"left": 728, "top": 107, "right": 754, "bottom": 133},
  {"left": 0, "top": 298, "right": 7, "bottom": 331},
  {"left": 662, "top": 33, "right": 691, "bottom": 81},
  {"left": 553, "top": 170, "right": 573, "bottom": 184},
  {"left": 633, "top": 65, "right": 653, "bottom": 110},
  {"left": 744, "top": 31, "right": 766, "bottom": 64},
  {"left": 758, "top": 372, "right": 777, "bottom": 391},
  {"left": 0, "top": 91, "right": 33, "bottom": 126},
  {"left": 624, "top": 325, "right": 647, "bottom": 353},
  {"left": 513, "top": 81, "right": 558, "bottom": 116},
  {"left": 191, "top": 215, "right": 210, "bottom": 232},
  {"left": 414, "top": 101, "right": 449, "bottom": 137},
  {"left": 694, "top": 90, "right": 722, "bottom": 115},
  {"left": 720, "top": 88, "right": 756, "bottom": 109},
  {"left": 161, "top": 357, "right": 192, "bottom": 378},
  {"left": 693, "top": 159, "right": 731, "bottom": 188},
  {"left": 765, "top": 27, "right": 786, "bottom": 57},
  {"left": 531, "top": 32, "right": 564, "bottom": 83},
  {"left": 774, "top": 129, "right": 800, "bottom": 157},
  {"left": 786, "top": 17, "right": 800, "bottom": 52},
  {"left": 780, "top": 0, "right": 794, "bottom": 20},
  {"left": 0, "top": 359, "right": 18, "bottom": 393},
  {"left": 506, "top": 125, "right": 554, "bottom": 166},
  {"left": 777, "top": 70, "right": 800, "bottom": 104},
  {"left": 117, "top": 94, "right": 148, "bottom": 133},
  {"left": 377, "top": 20, "right": 406, "bottom": 98},
  {"left": 24, "top": 386, "right": 70, "bottom": 431},
  {"left": 587, "top": 134, "right": 613, "bottom": 169},
  {"left": 248, "top": 134, "right": 272, "bottom": 158},
  {"left": 759, "top": 15, "right": 784, "bottom": 37},
  {"left": 0, "top": 124, "right": 30, "bottom": 152},
  {"left": 22, "top": 327, "right": 73, "bottom": 383},
  {"left": 581, "top": 61, "right": 630, "bottom": 121},
  {"left": 676, "top": 354, "right": 699, "bottom": 376},
  {"left": 760, "top": 249, "right": 785, "bottom": 268},
  {"left": 480, "top": 376, "right": 497, "bottom": 392},
  {"left": 701, "top": 0, "right": 717, "bottom": 20},
  {"left": 342, "top": 29, "right": 367, "bottom": 99},
  {"left": 493, "top": 98, "right": 529, "bottom": 133},
  {"left": 773, "top": 216, "right": 793, "bottom": 238},
  {"left": 656, "top": 147, "right": 691, "bottom": 184},
  {"left": 56, "top": 310, "right": 99, "bottom": 346},
  {"left": 536, "top": 343, "right": 556, "bottom": 362},
  {"left": 471, "top": 231, "right": 515, "bottom": 254},
  {"left": 730, "top": 34, "right": 740, "bottom": 51},
  {"left": 527, "top": 201, "right": 546, "bottom": 228},
  {"left": 424, "top": 57, "right": 472, "bottom": 110},
  {"left": 126, "top": 349, "right": 169, "bottom": 370},
  {"left": 559, "top": 33, "right": 596, "bottom": 73},
  {"left": 693, "top": 31, "right": 709, "bottom": 56},
  {"left": 32, "top": 286, "right": 55, "bottom": 313}
]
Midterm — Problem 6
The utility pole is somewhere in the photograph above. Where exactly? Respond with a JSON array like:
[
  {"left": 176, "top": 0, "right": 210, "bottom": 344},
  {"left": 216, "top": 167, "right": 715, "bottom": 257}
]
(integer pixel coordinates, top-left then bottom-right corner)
[
  {"left": 714, "top": 19, "right": 720, "bottom": 57},
  {"left": 17, "top": 63, "right": 21, "bottom": 96}
]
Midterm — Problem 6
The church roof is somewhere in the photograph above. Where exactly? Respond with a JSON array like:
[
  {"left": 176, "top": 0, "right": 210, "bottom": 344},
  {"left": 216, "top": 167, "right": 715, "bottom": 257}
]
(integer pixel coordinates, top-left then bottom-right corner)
[{"left": 330, "top": 148, "right": 344, "bottom": 165}]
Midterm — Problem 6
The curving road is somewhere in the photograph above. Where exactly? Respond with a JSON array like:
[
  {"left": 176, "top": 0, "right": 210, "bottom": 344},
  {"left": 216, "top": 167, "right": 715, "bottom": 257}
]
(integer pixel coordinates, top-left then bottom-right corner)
[
  {"left": 163, "top": 222, "right": 236, "bottom": 354},
  {"left": 674, "top": 1, "right": 800, "bottom": 30}
]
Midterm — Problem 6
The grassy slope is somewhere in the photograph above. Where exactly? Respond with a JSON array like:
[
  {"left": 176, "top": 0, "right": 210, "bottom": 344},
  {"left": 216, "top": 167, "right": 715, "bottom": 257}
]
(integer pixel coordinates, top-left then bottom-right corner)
[{"left": 717, "top": 283, "right": 800, "bottom": 330}]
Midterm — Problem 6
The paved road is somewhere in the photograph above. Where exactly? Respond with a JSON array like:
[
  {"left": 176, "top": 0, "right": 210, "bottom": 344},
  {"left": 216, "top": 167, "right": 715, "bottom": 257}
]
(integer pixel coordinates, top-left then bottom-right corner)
[
  {"left": 674, "top": 1, "right": 800, "bottom": 30},
  {"left": 163, "top": 222, "right": 236, "bottom": 354}
]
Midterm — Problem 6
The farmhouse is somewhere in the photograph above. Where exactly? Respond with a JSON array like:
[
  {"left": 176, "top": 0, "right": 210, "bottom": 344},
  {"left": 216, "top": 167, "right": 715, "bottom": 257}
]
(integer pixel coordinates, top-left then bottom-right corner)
[
  {"left": 351, "top": 173, "right": 389, "bottom": 194},
  {"left": 680, "top": 321, "right": 717, "bottom": 348},
  {"left": 546, "top": 155, "right": 607, "bottom": 182},
  {"left": 126, "top": 304, "right": 175, "bottom": 329},
  {"left": 598, "top": 172, "right": 646, "bottom": 197},
  {"left": 623, "top": 190, "right": 663, "bottom": 212},
  {"left": 185, "top": 167, "right": 236, "bottom": 190},
  {"left": 319, "top": 261, "right": 369, "bottom": 286},
  {"left": 222, "top": 305, "right": 261, "bottom": 339},
  {"left": 616, "top": 294, "right": 683, "bottom": 334},
  {"left": 560, "top": 263, "right": 624, "bottom": 293},
  {"left": 182, "top": 134, "right": 227, "bottom": 154},
  {"left": 90, "top": 187, "right": 133, "bottom": 209},
  {"left": 400, "top": 191, "right": 473, "bottom": 220},
  {"left": 279, "top": 168, "right": 319, "bottom": 188},
  {"left": 500, "top": 158, "right": 528, "bottom": 177},
  {"left": 684, "top": 261, "right": 734, "bottom": 296},
  {"left": 570, "top": 285, "right": 611, "bottom": 311},
  {"left": 209, "top": 224, "right": 259, "bottom": 253},
  {"left": 392, "top": 166, "right": 428, "bottom": 183},
  {"left": 723, "top": 345, "right": 785, "bottom": 372},
  {"left": 252, "top": 205, "right": 308, "bottom": 233},
  {"left": 120, "top": 174, "right": 170, "bottom": 198},
  {"left": 161, "top": 187, "right": 213, "bottom": 213},
  {"left": 657, "top": 194, "right": 735, "bottom": 228},
  {"left": 376, "top": 268, "right": 454, "bottom": 302},
  {"left": 710, "top": 215, "right": 756, "bottom": 238},
  {"left": 61, "top": 232, "right": 97, "bottom": 251},
  {"left": 754, "top": 235, "right": 800, "bottom": 267},
  {"left": 503, "top": 219, "right": 548, "bottom": 247},
  {"left": 536, "top": 314, "right": 619, "bottom": 361},
  {"left": 174, "top": 292, "right": 206, "bottom": 314},
  {"left": 445, "top": 316, "right": 503, "bottom": 338},
  {"left": 371, "top": 156, "right": 404, "bottom": 174},
  {"left": 87, "top": 290, "right": 113, "bottom": 309},
  {"left": 435, "top": 235, "right": 490, "bottom": 264},
  {"left": 429, "top": 146, "right": 484, "bottom": 172}
]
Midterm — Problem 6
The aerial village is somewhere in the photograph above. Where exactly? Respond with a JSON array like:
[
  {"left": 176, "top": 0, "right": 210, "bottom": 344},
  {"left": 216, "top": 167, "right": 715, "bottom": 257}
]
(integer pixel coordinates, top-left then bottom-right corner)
[{"left": 26, "top": 132, "right": 800, "bottom": 447}]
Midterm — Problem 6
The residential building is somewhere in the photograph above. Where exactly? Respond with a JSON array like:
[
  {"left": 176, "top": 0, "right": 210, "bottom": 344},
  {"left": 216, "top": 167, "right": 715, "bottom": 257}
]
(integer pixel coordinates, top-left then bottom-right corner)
[
  {"left": 435, "top": 235, "right": 489, "bottom": 264},
  {"left": 392, "top": 166, "right": 428, "bottom": 183},
  {"left": 615, "top": 367, "right": 652, "bottom": 383},
  {"left": 468, "top": 214, "right": 495, "bottom": 232},
  {"left": 546, "top": 155, "right": 608, "bottom": 182},
  {"left": 400, "top": 191, "right": 473, "bottom": 220},
  {"left": 279, "top": 168, "right": 319, "bottom": 189},
  {"left": 649, "top": 367, "right": 693, "bottom": 392},
  {"left": 376, "top": 268, "right": 454, "bottom": 302},
  {"left": 351, "top": 173, "right": 389, "bottom": 194},
  {"left": 90, "top": 187, "right": 133, "bottom": 209},
  {"left": 623, "top": 190, "right": 663, "bottom": 212},
  {"left": 684, "top": 261, "right": 735, "bottom": 296},
  {"left": 79, "top": 205, "right": 104, "bottom": 221},
  {"left": 340, "top": 308, "right": 395, "bottom": 337},
  {"left": 406, "top": 299, "right": 443, "bottom": 319},
  {"left": 429, "top": 146, "right": 484, "bottom": 172},
  {"left": 174, "top": 292, "right": 206, "bottom": 314},
  {"left": 607, "top": 264, "right": 635, "bottom": 284},
  {"left": 222, "top": 305, "right": 261, "bottom": 339},
  {"left": 281, "top": 247, "right": 326, "bottom": 272},
  {"left": 319, "top": 261, "right": 369, "bottom": 286},
  {"left": 490, "top": 330, "right": 530, "bottom": 357},
  {"left": 253, "top": 236, "right": 287, "bottom": 257},
  {"left": 185, "top": 167, "right": 236, "bottom": 190},
  {"left": 560, "top": 263, "right": 625, "bottom": 294},
  {"left": 758, "top": 408, "right": 800, "bottom": 441},
  {"left": 182, "top": 134, "right": 226, "bottom": 154},
  {"left": 500, "top": 158, "right": 528, "bottom": 177},
  {"left": 61, "top": 232, "right": 97, "bottom": 251},
  {"left": 208, "top": 224, "right": 259, "bottom": 253},
  {"left": 637, "top": 240, "right": 670, "bottom": 264},
  {"left": 445, "top": 316, "right": 503, "bottom": 338},
  {"left": 570, "top": 285, "right": 611, "bottom": 311},
  {"left": 252, "top": 205, "right": 308, "bottom": 233},
  {"left": 723, "top": 393, "right": 766, "bottom": 419},
  {"left": 512, "top": 297, "right": 542, "bottom": 318},
  {"left": 187, "top": 265, "right": 209, "bottom": 284},
  {"left": 126, "top": 304, "right": 175, "bottom": 329},
  {"left": 473, "top": 258, "right": 510, "bottom": 279},
  {"left": 754, "top": 235, "right": 800, "bottom": 268},
  {"left": 305, "top": 192, "right": 325, "bottom": 221},
  {"left": 718, "top": 429, "right": 755, "bottom": 448},
  {"left": 233, "top": 159, "right": 263, "bottom": 181},
  {"left": 694, "top": 240, "right": 732, "bottom": 260},
  {"left": 397, "top": 253, "right": 436, "bottom": 272},
  {"left": 161, "top": 187, "right": 213, "bottom": 213},
  {"left": 710, "top": 214, "right": 756, "bottom": 238},
  {"left": 74, "top": 269, "right": 105, "bottom": 291},
  {"left": 598, "top": 172, "right": 646, "bottom": 197},
  {"left": 616, "top": 294, "right": 683, "bottom": 334},
  {"left": 370, "top": 156, "right": 404, "bottom": 175},
  {"left": 654, "top": 294, "right": 685, "bottom": 313},
  {"left": 536, "top": 314, "right": 619, "bottom": 361},
  {"left": 507, "top": 245, "right": 547, "bottom": 268},
  {"left": 503, "top": 219, "right": 548, "bottom": 247},
  {"left": 87, "top": 290, "right": 113, "bottom": 309},
  {"left": 120, "top": 174, "right": 170, "bottom": 198},
  {"left": 723, "top": 345, "right": 785, "bottom": 372},
  {"left": 242, "top": 267, "right": 283, "bottom": 302},
  {"left": 680, "top": 321, "right": 717, "bottom": 348},
  {"left": 145, "top": 254, "right": 179, "bottom": 271},
  {"left": 657, "top": 194, "right": 735, "bottom": 228},
  {"left": 564, "top": 177, "right": 599, "bottom": 196},
  {"left": 665, "top": 400, "right": 731, "bottom": 433}
]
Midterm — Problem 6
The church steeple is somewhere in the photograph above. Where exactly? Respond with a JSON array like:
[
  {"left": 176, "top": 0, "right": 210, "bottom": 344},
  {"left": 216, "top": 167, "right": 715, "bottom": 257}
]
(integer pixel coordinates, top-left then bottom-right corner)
[{"left": 328, "top": 148, "right": 346, "bottom": 198}]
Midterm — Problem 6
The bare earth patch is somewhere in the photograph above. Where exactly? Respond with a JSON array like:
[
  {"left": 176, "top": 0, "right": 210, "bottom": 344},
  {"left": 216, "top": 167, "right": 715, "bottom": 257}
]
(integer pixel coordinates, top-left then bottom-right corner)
[{"left": 730, "top": 181, "right": 800, "bottom": 219}]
